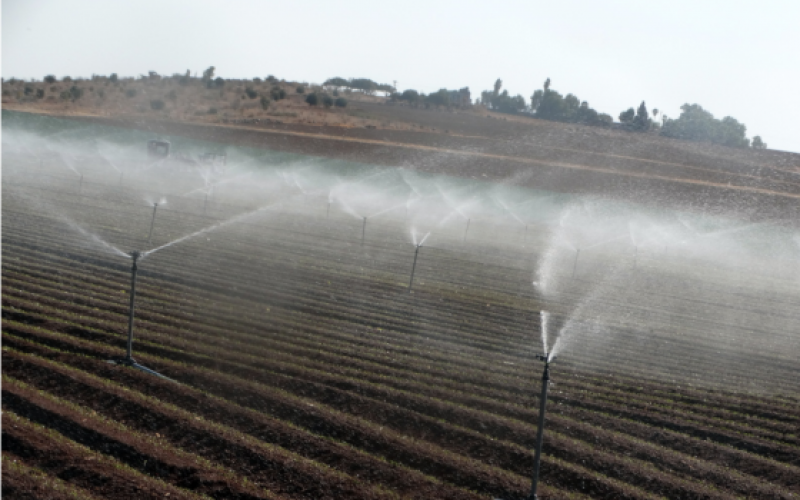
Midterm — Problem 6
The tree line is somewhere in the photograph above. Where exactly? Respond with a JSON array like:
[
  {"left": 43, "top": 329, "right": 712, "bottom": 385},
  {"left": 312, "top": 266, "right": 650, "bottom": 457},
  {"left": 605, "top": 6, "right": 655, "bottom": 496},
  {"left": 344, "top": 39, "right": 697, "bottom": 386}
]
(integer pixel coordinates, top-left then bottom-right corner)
[{"left": 473, "top": 77, "right": 766, "bottom": 149}]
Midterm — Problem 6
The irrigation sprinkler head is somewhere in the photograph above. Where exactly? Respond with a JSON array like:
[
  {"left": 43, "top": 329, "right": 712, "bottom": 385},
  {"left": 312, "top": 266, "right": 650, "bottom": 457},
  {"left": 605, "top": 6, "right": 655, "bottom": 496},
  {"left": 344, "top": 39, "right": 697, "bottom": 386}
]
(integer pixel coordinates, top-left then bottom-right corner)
[
  {"left": 534, "top": 353, "right": 556, "bottom": 364},
  {"left": 129, "top": 250, "right": 141, "bottom": 261}
]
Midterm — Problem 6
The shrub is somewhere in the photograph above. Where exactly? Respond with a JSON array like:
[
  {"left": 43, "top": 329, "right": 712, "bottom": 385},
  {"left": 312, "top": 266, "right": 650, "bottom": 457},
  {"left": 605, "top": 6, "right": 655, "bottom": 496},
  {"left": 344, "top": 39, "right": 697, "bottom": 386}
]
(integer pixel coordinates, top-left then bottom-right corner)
[
  {"left": 752, "top": 136, "right": 767, "bottom": 149},
  {"left": 69, "top": 86, "right": 83, "bottom": 100},
  {"left": 62, "top": 76, "right": 72, "bottom": 82},
  {"left": 24, "top": 86, "right": 34, "bottom": 96},
  {"left": 253, "top": 77, "right": 262, "bottom": 83},
  {"left": 305, "top": 93, "right": 319, "bottom": 106},
  {"left": 245, "top": 87, "right": 258, "bottom": 99},
  {"left": 266, "top": 75, "right": 277, "bottom": 83},
  {"left": 150, "top": 99, "right": 165, "bottom": 110},
  {"left": 270, "top": 87, "right": 286, "bottom": 101},
  {"left": 296, "top": 85, "right": 305, "bottom": 94},
  {"left": 214, "top": 76, "right": 225, "bottom": 88},
  {"left": 322, "top": 94, "right": 334, "bottom": 108},
  {"left": 60, "top": 91, "right": 71, "bottom": 100},
  {"left": 50, "top": 86, "right": 57, "bottom": 92},
  {"left": 166, "top": 89, "right": 177, "bottom": 101},
  {"left": 97, "top": 89, "right": 105, "bottom": 98},
  {"left": 109, "top": 73, "right": 118, "bottom": 83},
  {"left": 44, "top": 75, "right": 57, "bottom": 84},
  {"left": 333, "top": 89, "right": 340, "bottom": 97},
  {"left": 334, "top": 97, "right": 348, "bottom": 108},
  {"left": 260, "top": 96, "right": 270, "bottom": 110},
  {"left": 36, "top": 89, "right": 45, "bottom": 99},
  {"left": 125, "top": 88, "right": 137, "bottom": 98},
  {"left": 208, "top": 107, "right": 218, "bottom": 114}
]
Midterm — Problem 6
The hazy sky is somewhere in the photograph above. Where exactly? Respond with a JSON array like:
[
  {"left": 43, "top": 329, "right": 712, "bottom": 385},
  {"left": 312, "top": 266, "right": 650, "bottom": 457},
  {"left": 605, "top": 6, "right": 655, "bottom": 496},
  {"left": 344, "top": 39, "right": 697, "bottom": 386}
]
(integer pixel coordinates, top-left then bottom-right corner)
[{"left": 4, "top": 0, "right": 799, "bottom": 152}]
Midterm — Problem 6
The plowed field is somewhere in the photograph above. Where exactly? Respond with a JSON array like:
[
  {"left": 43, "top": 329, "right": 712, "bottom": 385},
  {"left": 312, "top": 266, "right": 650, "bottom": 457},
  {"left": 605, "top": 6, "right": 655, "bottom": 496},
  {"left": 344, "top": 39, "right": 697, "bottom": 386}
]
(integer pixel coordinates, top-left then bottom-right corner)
[{"left": 3, "top": 137, "right": 800, "bottom": 500}]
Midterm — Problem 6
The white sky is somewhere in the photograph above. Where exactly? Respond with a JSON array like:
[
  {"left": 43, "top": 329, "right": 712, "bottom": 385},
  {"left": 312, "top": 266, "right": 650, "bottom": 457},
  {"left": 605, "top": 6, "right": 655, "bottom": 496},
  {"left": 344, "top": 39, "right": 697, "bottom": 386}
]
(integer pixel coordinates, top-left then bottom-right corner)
[{"left": 3, "top": 0, "right": 799, "bottom": 152}]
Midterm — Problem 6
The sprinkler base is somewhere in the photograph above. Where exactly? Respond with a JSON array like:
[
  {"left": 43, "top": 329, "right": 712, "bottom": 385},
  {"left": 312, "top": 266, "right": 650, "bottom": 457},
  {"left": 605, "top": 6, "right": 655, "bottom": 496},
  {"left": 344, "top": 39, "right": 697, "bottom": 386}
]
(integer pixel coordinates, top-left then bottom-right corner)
[{"left": 106, "top": 357, "right": 176, "bottom": 382}]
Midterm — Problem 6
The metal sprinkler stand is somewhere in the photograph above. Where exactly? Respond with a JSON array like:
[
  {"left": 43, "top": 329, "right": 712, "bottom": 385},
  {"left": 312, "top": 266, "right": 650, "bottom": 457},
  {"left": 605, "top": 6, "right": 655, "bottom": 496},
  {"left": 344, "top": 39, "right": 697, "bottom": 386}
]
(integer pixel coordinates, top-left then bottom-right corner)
[
  {"left": 148, "top": 203, "right": 159, "bottom": 244},
  {"left": 528, "top": 353, "right": 556, "bottom": 500},
  {"left": 408, "top": 244, "right": 421, "bottom": 292},
  {"left": 107, "top": 251, "right": 174, "bottom": 382},
  {"left": 361, "top": 217, "right": 367, "bottom": 246}
]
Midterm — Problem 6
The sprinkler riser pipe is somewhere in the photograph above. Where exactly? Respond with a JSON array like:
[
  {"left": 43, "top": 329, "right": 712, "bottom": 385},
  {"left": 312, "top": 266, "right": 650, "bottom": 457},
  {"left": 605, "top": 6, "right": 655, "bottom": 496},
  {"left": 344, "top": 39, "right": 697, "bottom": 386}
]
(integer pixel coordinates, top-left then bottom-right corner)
[
  {"left": 529, "top": 362, "right": 551, "bottom": 499},
  {"left": 148, "top": 204, "right": 158, "bottom": 244},
  {"left": 463, "top": 218, "right": 471, "bottom": 243},
  {"left": 408, "top": 246, "right": 421, "bottom": 292},
  {"left": 362, "top": 217, "right": 367, "bottom": 246},
  {"left": 126, "top": 254, "right": 140, "bottom": 361}
]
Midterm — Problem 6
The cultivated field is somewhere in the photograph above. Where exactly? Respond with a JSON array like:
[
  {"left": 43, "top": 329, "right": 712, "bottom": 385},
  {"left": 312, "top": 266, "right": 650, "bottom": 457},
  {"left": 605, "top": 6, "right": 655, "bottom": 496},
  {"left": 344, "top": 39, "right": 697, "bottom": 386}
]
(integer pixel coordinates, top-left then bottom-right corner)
[{"left": 3, "top": 113, "right": 800, "bottom": 500}]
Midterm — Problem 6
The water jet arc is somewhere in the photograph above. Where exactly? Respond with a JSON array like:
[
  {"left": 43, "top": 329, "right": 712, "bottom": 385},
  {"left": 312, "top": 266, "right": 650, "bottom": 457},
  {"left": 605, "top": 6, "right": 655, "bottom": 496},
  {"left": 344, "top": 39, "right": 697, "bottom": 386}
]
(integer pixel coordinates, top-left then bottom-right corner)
[
  {"left": 107, "top": 251, "right": 174, "bottom": 381},
  {"left": 528, "top": 353, "right": 556, "bottom": 500}
]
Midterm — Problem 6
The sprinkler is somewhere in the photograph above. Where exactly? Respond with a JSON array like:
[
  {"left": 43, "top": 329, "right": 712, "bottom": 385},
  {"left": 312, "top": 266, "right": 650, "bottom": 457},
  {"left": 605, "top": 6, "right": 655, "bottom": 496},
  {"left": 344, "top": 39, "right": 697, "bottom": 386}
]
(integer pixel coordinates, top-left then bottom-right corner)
[
  {"left": 633, "top": 245, "right": 639, "bottom": 270},
  {"left": 528, "top": 352, "right": 557, "bottom": 500},
  {"left": 327, "top": 200, "right": 331, "bottom": 218},
  {"left": 572, "top": 248, "right": 580, "bottom": 278},
  {"left": 362, "top": 217, "right": 367, "bottom": 246},
  {"left": 408, "top": 244, "right": 422, "bottom": 292},
  {"left": 107, "top": 251, "right": 174, "bottom": 381},
  {"left": 463, "top": 218, "right": 471, "bottom": 243},
  {"left": 148, "top": 203, "right": 159, "bottom": 244}
]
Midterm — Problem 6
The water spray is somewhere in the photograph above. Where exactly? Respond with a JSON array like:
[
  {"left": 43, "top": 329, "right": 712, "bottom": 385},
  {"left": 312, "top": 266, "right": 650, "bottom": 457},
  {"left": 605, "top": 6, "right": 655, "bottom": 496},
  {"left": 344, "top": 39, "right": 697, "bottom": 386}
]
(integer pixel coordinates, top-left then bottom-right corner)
[
  {"left": 528, "top": 351, "right": 557, "bottom": 500},
  {"left": 148, "top": 203, "right": 159, "bottom": 244},
  {"left": 107, "top": 251, "right": 173, "bottom": 381},
  {"left": 463, "top": 218, "right": 471, "bottom": 243},
  {"left": 327, "top": 200, "right": 331, "bottom": 218}
]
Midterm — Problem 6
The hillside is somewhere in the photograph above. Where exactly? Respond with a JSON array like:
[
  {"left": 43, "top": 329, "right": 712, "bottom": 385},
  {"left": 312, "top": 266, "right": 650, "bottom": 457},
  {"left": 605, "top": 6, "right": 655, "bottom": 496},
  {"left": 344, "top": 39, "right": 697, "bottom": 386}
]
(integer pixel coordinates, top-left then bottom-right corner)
[{"left": 5, "top": 76, "right": 800, "bottom": 219}]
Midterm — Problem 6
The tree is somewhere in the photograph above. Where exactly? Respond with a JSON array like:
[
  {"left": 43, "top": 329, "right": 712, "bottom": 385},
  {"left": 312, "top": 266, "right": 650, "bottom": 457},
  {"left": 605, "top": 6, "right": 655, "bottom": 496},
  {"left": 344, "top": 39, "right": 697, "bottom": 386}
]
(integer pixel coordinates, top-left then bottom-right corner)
[
  {"left": 426, "top": 88, "right": 451, "bottom": 107},
  {"left": 245, "top": 87, "right": 258, "bottom": 99},
  {"left": 322, "top": 94, "right": 334, "bottom": 108},
  {"left": 334, "top": 97, "right": 348, "bottom": 108},
  {"left": 260, "top": 96, "right": 270, "bottom": 110},
  {"left": 305, "top": 93, "right": 319, "bottom": 106},
  {"left": 109, "top": 73, "right": 118, "bottom": 83},
  {"left": 619, "top": 108, "right": 635, "bottom": 124},
  {"left": 652, "top": 108, "right": 659, "bottom": 118},
  {"left": 296, "top": 85, "right": 305, "bottom": 94},
  {"left": 633, "top": 101, "right": 651, "bottom": 131},
  {"left": 752, "top": 136, "right": 766, "bottom": 149},
  {"left": 202, "top": 66, "right": 216, "bottom": 82},
  {"left": 661, "top": 103, "right": 751, "bottom": 148},
  {"left": 530, "top": 89, "right": 544, "bottom": 112},
  {"left": 544, "top": 78, "right": 551, "bottom": 91},
  {"left": 493, "top": 79, "right": 502, "bottom": 97},
  {"left": 44, "top": 75, "right": 56, "bottom": 84}
]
